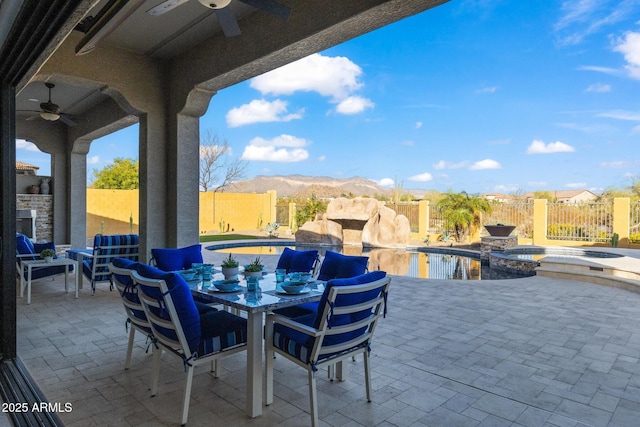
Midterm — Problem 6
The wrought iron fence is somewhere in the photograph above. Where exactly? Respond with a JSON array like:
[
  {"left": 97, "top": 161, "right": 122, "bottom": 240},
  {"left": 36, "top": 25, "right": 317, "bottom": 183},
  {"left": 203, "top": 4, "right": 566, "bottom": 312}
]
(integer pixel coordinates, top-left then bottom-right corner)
[
  {"left": 481, "top": 202, "right": 534, "bottom": 238},
  {"left": 631, "top": 201, "right": 640, "bottom": 244},
  {"left": 387, "top": 202, "right": 419, "bottom": 232},
  {"left": 429, "top": 204, "right": 446, "bottom": 234},
  {"left": 275, "top": 203, "right": 290, "bottom": 228},
  {"left": 547, "top": 201, "right": 613, "bottom": 242}
]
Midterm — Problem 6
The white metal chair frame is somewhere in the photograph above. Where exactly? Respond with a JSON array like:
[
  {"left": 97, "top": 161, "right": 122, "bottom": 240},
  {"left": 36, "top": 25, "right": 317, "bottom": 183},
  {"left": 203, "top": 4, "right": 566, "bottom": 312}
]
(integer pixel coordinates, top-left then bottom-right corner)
[
  {"left": 108, "top": 263, "right": 158, "bottom": 371},
  {"left": 131, "top": 270, "right": 247, "bottom": 426},
  {"left": 265, "top": 276, "right": 391, "bottom": 427}
]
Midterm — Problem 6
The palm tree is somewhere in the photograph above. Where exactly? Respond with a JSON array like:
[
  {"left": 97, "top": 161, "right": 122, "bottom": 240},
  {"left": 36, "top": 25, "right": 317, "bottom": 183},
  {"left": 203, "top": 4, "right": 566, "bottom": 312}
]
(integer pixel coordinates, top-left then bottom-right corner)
[{"left": 437, "top": 191, "right": 493, "bottom": 242}]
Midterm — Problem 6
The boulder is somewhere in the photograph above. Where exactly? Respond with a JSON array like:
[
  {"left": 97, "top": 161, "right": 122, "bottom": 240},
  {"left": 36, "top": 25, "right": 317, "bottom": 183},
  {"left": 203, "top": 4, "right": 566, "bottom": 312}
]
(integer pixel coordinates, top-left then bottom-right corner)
[
  {"left": 296, "top": 197, "right": 410, "bottom": 248},
  {"left": 295, "top": 214, "right": 343, "bottom": 246}
]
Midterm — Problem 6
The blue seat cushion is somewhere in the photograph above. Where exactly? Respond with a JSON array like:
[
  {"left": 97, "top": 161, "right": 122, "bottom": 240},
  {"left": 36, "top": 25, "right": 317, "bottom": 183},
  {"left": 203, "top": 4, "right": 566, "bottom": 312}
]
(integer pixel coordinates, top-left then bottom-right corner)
[
  {"left": 276, "top": 248, "right": 318, "bottom": 273},
  {"left": 33, "top": 242, "right": 56, "bottom": 257},
  {"left": 151, "top": 244, "right": 203, "bottom": 271},
  {"left": 135, "top": 263, "right": 201, "bottom": 353},
  {"left": 198, "top": 310, "right": 247, "bottom": 355},
  {"left": 271, "top": 302, "right": 318, "bottom": 318},
  {"left": 28, "top": 264, "right": 74, "bottom": 280},
  {"left": 316, "top": 251, "right": 368, "bottom": 281}
]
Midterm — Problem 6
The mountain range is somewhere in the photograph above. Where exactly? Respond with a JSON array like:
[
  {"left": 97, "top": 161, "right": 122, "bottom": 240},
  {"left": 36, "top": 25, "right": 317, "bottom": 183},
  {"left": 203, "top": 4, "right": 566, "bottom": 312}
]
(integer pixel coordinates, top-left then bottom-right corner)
[{"left": 226, "top": 175, "right": 396, "bottom": 198}]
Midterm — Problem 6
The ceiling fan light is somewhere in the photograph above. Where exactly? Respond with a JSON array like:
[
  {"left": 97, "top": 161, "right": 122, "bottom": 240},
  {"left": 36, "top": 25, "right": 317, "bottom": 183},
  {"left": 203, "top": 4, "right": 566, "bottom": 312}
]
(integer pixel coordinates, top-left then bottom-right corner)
[
  {"left": 40, "top": 112, "right": 60, "bottom": 121},
  {"left": 198, "top": 0, "right": 232, "bottom": 9}
]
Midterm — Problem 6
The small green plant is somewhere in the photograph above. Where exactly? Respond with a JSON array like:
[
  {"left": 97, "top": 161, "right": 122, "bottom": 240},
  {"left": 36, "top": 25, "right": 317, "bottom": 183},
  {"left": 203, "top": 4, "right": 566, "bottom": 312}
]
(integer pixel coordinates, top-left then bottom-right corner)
[
  {"left": 245, "top": 257, "right": 264, "bottom": 272},
  {"left": 221, "top": 253, "right": 239, "bottom": 268},
  {"left": 611, "top": 233, "right": 620, "bottom": 248},
  {"left": 219, "top": 218, "right": 225, "bottom": 233},
  {"left": 100, "top": 220, "right": 104, "bottom": 234},
  {"left": 423, "top": 234, "right": 430, "bottom": 246},
  {"left": 129, "top": 213, "right": 134, "bottom": 233},
  {"left": 40, "top": 248, "right": 56, "bottom": 259}
]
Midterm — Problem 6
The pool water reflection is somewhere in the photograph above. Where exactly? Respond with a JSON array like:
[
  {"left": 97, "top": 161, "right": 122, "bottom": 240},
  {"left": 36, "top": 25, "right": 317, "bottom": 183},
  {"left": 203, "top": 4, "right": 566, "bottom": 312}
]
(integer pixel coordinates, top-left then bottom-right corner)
[{"left": 212, "top": 245, "right": 527, "bottom": 280}]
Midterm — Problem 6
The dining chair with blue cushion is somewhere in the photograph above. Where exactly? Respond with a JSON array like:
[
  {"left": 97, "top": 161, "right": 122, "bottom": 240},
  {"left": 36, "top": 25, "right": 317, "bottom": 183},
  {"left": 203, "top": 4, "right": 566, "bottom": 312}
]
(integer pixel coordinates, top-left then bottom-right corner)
[
  {"left": 273, "top": 250, "right": 370, "bottom": 319},
  {"left": 108, "top": 258, "right": 156, "bottom": 371},
  {"left": 265, "top": 270, "right": 390, "bottom": 427},
  {"left": 276, "top": 247, "right": 319, "bottom": 274},
  {"left": 150, "top": 244, "right": 203, "bottom": 271},
  {"left": 132, "top": 263, "right": 247, "bottom": 426}
]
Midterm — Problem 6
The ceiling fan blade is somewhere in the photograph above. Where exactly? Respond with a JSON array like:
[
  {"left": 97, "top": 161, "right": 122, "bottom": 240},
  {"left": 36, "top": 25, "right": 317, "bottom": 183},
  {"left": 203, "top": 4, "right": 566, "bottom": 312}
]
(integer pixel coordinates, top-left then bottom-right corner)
[
  {"left": 214, "top": 8, "right": 241, "bottom": 37},
  {"left": 59, "top": 114, "right": 77, "bottom": 127},
  {"left": 239, "top": 0, "right": 291, "bottom": 20}
]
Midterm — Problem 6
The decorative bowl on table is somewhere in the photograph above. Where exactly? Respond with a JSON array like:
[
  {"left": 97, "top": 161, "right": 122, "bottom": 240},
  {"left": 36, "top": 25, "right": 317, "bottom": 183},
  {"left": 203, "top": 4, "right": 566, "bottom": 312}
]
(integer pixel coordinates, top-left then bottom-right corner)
[
  {"left": 177, "top": 269, "right": 198, "bottom": 281},
  {"left": 212, "top": 279, "right": 239, "bottom": 291},
  {"left": 298, "top": 272, "right": 312, "bottom": 282},
  {"left": 280, "top": 281, "right": 307, "bottom": 294}
]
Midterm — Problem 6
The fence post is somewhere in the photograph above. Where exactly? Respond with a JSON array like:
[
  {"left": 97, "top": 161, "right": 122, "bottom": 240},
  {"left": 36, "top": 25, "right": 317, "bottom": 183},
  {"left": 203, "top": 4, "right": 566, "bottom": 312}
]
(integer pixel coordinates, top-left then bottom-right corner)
[
  {"left": 533, "top": 199, "right": 548, "bottom": 245},
  {"left": 419, "top": 200, "right": 429, "bottom": 241},
  {"left": 613, "top": 197, "right": 631, "bottom": 248}
]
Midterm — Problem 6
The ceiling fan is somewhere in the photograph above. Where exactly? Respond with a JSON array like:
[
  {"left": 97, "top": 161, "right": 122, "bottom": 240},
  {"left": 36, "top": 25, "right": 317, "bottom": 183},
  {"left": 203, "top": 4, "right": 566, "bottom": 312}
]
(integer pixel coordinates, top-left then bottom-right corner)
[
  {"left": 18, "top": 83, "right": 76, "bottom": 127},
  {"left": 147, "top": 0, "right": 291, "bottom": 37}
]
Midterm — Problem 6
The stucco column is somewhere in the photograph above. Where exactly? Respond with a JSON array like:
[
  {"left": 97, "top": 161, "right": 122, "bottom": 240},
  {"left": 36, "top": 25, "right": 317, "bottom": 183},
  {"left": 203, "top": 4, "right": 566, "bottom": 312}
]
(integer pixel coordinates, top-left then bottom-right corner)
[
  {"left": 613, "top": 197, "right": 631, "bottom": 247},
  {"left": 68, "top": 145, "right": 89, "bottom": 248}
]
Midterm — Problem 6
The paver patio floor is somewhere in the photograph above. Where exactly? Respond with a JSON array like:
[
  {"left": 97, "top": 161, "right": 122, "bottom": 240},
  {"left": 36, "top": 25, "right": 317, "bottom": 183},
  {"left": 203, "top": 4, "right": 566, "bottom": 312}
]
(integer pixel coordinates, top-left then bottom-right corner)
[{"left": 14, "top": 250, "right": 640, "bottom": 426}]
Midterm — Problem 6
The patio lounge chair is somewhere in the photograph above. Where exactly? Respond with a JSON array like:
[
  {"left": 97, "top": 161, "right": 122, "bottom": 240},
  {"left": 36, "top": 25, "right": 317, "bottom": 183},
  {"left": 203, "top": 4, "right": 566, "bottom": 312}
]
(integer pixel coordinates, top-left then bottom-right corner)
[
  {"left": 265, "top": 271, "right": 391, "bottom": 427},
  {"left": 78, "top": 234, "right": 139, "bottom": 294},
  {"left": 132, "top": 263, "right": 247, "bottom": 426}
]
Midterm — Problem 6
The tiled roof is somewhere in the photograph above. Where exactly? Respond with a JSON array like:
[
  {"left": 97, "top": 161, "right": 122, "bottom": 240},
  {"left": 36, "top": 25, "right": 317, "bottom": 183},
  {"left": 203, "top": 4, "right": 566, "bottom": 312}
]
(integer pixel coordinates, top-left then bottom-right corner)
[{"left": 16, "top": 161, "right": 39, "bottom": 171}]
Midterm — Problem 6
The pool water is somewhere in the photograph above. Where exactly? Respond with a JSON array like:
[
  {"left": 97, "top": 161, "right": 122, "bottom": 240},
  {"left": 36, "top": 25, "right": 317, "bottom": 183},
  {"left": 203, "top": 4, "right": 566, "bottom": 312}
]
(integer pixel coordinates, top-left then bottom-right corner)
[{"left": 211, "top": 245, "right": 527, "bottom": 280}]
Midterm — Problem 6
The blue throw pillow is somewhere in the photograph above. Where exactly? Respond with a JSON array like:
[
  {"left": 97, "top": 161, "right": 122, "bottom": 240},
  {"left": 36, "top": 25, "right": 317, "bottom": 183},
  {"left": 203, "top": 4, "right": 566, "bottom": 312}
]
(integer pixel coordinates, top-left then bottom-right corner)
[
  {"left": 151, "top": 244, "right": 203, "bottom": 271},
  {"left": 290, "top": 249, "right": 318, "bottom": 273},
  {"left": 276, "top": 248, "right": 318, "bottom": 273},
  {"left": 317, "top": 251, "right": 368, "bottom": 281},
  {"left": 135, "top": 263, "right": 201, "bottom": 353},
  {"left": 16, "top": 234, "right": 37, "bottom": 260}
]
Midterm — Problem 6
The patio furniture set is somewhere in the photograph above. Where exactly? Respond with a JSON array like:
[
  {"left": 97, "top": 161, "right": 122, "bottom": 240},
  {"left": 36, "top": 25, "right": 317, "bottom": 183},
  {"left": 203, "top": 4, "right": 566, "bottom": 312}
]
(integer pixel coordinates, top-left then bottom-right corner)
[{"left": 15, "top": 234, "right": 391, "bottom": 426}]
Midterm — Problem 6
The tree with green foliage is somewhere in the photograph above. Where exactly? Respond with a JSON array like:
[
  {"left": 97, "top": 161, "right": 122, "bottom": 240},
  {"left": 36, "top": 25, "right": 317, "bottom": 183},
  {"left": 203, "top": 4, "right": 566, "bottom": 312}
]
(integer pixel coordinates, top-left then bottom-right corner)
[
  {"left": 437, "top": 191, "right": 493, "bottom": 242},
  {"left": 91, "top": 158, "right": 139, "bottom": 189},
  {"left": 294, "top": 194, "right": 327, "bottom": 230},
  {"left": 533, "top": 191, "right": 556, "bottom": 202}
]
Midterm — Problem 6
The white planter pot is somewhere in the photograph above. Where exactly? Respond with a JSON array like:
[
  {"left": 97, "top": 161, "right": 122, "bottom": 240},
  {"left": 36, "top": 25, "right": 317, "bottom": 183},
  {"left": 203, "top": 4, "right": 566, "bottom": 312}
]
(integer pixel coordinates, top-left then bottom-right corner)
[
  {"left": 221, "top": 266, "right": 239, "bottom": 280},
  {"left": 244, "top": 271, "right": 263, "bottom": 278}
]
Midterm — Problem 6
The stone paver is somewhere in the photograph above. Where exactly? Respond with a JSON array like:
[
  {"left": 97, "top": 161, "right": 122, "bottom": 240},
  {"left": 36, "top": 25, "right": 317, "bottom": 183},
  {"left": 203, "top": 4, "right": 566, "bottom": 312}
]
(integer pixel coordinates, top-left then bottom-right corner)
[{"left": 13, "top": 247, "right": 640, "bottom": 426}]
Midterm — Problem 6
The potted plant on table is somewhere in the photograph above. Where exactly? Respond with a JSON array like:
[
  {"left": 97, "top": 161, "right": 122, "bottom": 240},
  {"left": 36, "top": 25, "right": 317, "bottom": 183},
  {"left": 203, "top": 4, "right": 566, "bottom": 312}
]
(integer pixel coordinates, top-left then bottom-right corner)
[
  {"left": 221, "top": 253, "right": 239, "bottom": 280},
  {"left": 40, "top": 248, "right": 56, "bottom": 263},
  {"left": 244, "top": 257, "right": 264, "bottom": 278}
]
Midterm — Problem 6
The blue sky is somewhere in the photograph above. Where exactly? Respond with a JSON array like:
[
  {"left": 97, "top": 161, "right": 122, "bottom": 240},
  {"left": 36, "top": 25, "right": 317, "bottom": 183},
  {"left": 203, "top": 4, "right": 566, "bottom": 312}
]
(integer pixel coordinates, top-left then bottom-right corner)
[{"left": 17, "top": 0, "right": 640, "bottom": 195}]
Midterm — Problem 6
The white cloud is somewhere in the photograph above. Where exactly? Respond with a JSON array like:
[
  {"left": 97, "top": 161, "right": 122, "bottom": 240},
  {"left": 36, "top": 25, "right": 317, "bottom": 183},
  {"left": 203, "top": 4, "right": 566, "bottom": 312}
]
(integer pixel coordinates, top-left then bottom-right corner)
[
  {"left": 408, "top": 172, "right": 433, "bottom": 182},
  {"left": 600, "top": 160, "right": 629, "bottom": 168},
  {"left": 554, "top": 0, "right": 639, "bottom": 45},
  {"left": 226, "top": 99, "right": 302, "bottom": 127},
  {"left": 578, "top": 65, "right": 620, "bottom": 75},
  {"left": 16, "top": 139, "right": 40, "bottom": 152},
  {"left": 250, "top": 53, "right": 363, "bottom": 101},
  {"left": 565, "top": 182, "right": 587, "bottom": 188},
  {"left": 249, "top": 53, "right": 373, "bottom": 115},
  {"left": 378, "top": 178, "right": 395, "bottom": 187},
  {"left": 526, "top": 139, "right": 575, "bottom": 154},
  {"left": 433, "top": 160, "right": 467, "bottom": 170},
  {"left": 335, "top": 96, "right": 374, "bottom": 114},
  {"left": 585, "top": 83, "right": 611, "bottom": 92},
  {"left": 241, "top": 134, "right": 310, "bottom": 162},
  {"left": 494, "top": 184, "right": 520, "bottom": 193},
  {"left": 598, "top": 109, "right": 640, "bottom": 121},
  {"left": 415, "top": 121, "right": 423, "bottom": 129},
  {"left": 614, "top": 31, "right": 640, "bottom": 79},
  {"left": 318, "top": 155, "right": 326, "bottom": 161},
  {"left": 528, "top": 181, "right": 548, "bottom": 187},
  {"left": 475, "top": 86, "right": 497, "bottom": 94},
  {"left": 87, "top": 156, "right": 100, "bottom": 165},
  {"left": 470, "top": 159, "right": 501, "bottom": 170}
]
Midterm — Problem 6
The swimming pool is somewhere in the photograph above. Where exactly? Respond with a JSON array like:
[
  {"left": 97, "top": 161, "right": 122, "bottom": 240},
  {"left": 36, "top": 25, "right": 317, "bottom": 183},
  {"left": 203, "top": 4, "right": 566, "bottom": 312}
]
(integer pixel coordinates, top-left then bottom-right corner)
[{"left": 208, "top": 243, "right": 530, "bottom": 280}]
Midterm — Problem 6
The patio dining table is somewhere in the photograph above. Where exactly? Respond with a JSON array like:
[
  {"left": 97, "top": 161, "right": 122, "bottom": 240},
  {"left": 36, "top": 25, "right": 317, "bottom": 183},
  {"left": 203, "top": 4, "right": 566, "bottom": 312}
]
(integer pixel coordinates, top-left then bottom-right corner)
[{"left": 189, "top": 272, "right": 325, "bottom": 418}]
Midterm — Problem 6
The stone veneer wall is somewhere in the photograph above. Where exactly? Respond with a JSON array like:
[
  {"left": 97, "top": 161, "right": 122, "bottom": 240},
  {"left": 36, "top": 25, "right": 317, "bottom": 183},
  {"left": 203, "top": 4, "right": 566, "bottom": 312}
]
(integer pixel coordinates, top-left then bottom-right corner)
[{"left": 16, "top": 195, "right": 53, "bottom": 242}]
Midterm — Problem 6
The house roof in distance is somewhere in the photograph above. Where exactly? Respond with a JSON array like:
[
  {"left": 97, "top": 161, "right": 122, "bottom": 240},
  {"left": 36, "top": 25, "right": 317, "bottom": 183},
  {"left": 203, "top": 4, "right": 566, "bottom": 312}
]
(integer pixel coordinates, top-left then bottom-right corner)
[{"left": 16, "top": 161, "right": 40, "bottom": 173}]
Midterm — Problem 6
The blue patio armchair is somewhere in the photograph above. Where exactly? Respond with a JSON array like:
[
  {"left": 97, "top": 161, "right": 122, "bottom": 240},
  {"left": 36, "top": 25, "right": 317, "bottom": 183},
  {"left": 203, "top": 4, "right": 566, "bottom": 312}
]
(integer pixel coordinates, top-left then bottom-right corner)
[
  {"left": 132, "top": 263, "right": 247, "bottom": 426},
  {"left": 78, "top": 234, "right": 139, "bottom": 294},
  {"left": 15, "top": 233, "right": 74, "bottom": 289},
  {"left": 265, "top": 271, "right": 391, "bottom": 427}
]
